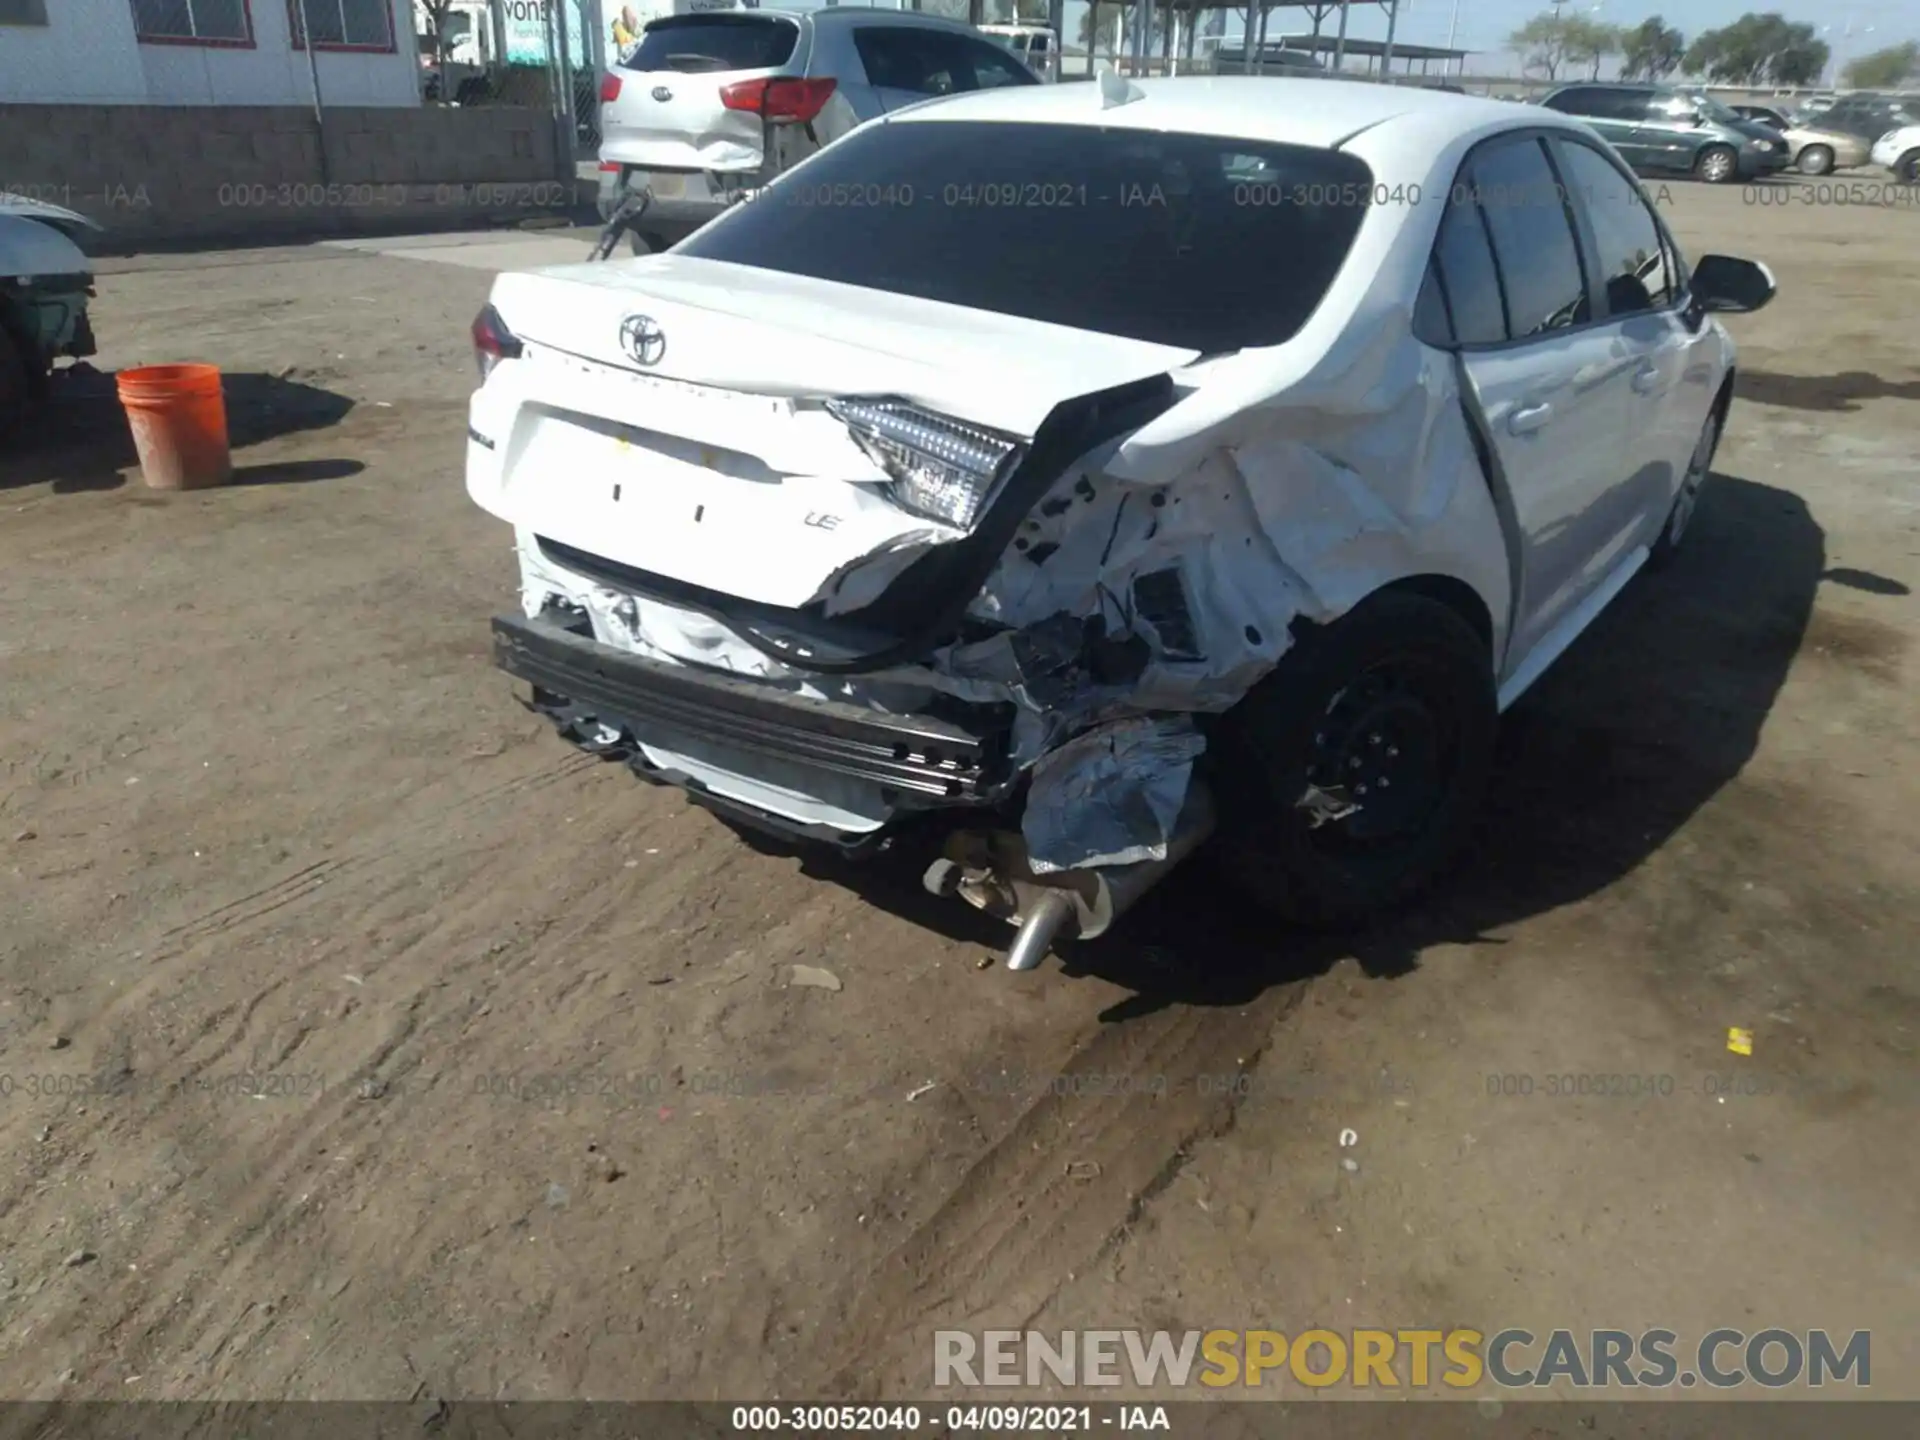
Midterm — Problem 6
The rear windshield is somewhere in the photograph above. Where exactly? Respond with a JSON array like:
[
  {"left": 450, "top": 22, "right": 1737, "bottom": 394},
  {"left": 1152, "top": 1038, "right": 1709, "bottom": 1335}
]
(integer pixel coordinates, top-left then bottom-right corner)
[
  {"left": 625, "top": 15, "right": 798, "bottom": 73},
  {"left": 678, "top": 120, "right": 1376, "bottom": 353}
]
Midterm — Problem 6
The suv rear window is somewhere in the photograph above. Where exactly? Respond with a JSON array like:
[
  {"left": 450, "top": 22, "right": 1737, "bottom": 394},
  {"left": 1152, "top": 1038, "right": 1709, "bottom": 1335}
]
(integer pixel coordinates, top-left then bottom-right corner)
[
  {"left": 624, "top": 15, "right": 798, "bottom": 73},
  {"left": 678, "top": 120, "right": 1376, "bottom": 354}
]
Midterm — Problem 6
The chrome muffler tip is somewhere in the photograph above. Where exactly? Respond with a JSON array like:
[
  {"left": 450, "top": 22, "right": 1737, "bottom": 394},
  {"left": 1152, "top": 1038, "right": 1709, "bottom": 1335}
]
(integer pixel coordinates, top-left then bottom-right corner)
[
  {"left": 1005, "top": 890, "right": 1076, "bottom": 973},
  {"left": 934, "top": 781, "right": 1217, "bottom": 975}
]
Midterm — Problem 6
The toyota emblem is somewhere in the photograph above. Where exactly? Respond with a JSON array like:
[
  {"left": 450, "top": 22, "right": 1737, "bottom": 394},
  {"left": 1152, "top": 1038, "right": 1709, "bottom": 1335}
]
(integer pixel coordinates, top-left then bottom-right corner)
[
  {"left": 620, "top": 314, "right": 666, "bottom": 367},
  {"left": 652, "top": 86, "right": 673, "bottom": 101}
]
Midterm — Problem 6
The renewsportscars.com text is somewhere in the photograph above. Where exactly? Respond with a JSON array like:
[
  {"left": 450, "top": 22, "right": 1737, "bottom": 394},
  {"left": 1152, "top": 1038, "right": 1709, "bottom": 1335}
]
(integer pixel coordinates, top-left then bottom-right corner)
[{"left": 934, "top": 1327, "right": 1870, "bottom": 1390}]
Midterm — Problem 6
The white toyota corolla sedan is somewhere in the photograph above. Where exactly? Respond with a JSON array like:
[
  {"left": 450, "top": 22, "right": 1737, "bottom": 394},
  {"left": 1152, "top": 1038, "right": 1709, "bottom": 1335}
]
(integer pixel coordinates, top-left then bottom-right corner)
[{"left": 465, "top": 75, "right": 1776, "bottom": 972}]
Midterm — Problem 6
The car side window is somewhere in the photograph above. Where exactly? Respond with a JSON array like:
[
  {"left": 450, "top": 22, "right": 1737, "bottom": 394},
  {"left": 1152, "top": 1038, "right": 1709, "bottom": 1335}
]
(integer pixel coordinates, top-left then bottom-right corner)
[
  {"left": 1467, "top": 138, "right": 1589, "bottom": 338},
  {"left": 853, "top": 28, "right": 964, "bottom": 95},
  {"left": 1555, "top": 141, "right": 1675, "bottom": 315},
  {"left": 1413, "top": 264, "right": 1454, "bottom": 346},
  {"left": 1649, "top": 94, "right": 1696, "bottom": 125},
  {"left": 1588, "top": 90, "right": 1644, "bottom": 121},
  {"left": 957, "top": 37, "right": 1037, "bottom": 89},
  {"left": 1429, "top": 180, "right": 1508, "bottom": 345},
  {"left": 1554, "top": 89, "right": 1631, "bottom": 121}
]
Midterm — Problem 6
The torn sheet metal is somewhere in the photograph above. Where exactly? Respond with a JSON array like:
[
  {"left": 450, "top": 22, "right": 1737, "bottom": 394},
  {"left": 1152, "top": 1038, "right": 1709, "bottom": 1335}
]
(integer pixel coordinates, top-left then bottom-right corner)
[
  {"left": 1021, "top": 717, "right": 1206, "bottom": 874},
  {"left": 514, "top": 527, "right": 940, "bottom": 715}
]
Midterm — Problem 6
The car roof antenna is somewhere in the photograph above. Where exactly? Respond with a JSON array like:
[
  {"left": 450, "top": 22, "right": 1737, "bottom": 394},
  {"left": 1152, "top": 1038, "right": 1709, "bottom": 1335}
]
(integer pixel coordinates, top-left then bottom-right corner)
[{"left": 1097, "top": 67, "right": 1145, "bottom": 110}]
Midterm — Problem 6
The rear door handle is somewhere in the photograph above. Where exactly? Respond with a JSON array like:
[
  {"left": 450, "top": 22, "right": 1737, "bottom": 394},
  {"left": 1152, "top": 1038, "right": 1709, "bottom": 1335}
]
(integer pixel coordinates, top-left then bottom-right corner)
[
  {"left": 1631, "top": 362, "right": 1663, "bottom": 395},
  {"left": 1508, "top": 402, "right": 1553, "bottom": 435}
]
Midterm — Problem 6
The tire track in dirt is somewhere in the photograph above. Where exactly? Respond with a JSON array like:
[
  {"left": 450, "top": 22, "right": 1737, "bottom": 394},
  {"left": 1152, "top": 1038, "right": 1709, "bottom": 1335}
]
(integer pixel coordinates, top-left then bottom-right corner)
[
  {"left": 811, "top": 984, "right": 1306, "bottom": 1399},
  {"left": 1, "top": 749, "right": 666, "bottom": 1390}
]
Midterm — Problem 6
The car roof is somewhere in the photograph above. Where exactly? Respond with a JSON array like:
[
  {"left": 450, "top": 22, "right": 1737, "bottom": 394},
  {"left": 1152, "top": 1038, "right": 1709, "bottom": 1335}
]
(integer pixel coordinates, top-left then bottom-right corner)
[
  {"left": 1547, "top": 81, "right": 1678, "bottom": 93},
  {"left": 757, "top": 5, "right": 979, "bottom": 29},
  {"left": 888, "top": 75, "right": 1531, "bottom": 149}
]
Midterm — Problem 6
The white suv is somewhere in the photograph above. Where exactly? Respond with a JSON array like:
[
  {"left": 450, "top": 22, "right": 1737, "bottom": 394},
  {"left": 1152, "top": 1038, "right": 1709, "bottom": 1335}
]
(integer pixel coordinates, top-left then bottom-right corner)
[{"left": 596, "top": 5, "right": 1038, "bottom": 250}]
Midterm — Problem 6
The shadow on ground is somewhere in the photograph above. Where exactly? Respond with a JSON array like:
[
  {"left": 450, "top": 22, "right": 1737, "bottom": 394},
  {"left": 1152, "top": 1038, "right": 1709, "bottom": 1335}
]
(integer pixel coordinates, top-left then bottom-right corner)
[
  {"left": 763, "top": 473, "right": 1826, "bottom": 1019},
  {"left": 4, "top": 369, "right": 355, "bottom": 492},
  {"left": 1737, "top": 368, "right": 1920, "bottom": 412}
]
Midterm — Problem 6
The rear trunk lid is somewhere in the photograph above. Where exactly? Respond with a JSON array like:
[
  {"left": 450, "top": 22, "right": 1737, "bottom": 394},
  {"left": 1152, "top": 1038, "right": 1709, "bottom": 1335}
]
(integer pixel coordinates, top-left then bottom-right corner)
[
  {"left": 468, "top": 256, "right": 1198, "bottom": 609},
  {"left": 602, "top": 12, "right": 805, "bottom": 173}
]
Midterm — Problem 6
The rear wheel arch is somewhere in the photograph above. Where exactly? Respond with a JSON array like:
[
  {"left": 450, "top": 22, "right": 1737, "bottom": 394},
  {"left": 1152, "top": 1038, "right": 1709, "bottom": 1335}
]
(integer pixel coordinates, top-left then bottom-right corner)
[
  {"left": 1209, "top": 586, "right": 1499, "bottom": 929},
  {"left": 1373, "top": 573, "right": 1495, "bottom": 657}
]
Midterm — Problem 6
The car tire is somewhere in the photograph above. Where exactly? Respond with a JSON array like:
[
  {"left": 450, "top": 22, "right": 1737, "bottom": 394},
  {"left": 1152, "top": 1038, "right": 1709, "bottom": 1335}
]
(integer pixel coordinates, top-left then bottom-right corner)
[
  {"left": 1694, "top": 144, "right": 1740, "bottom": 183},
  {"left": 1209, "top": 590, "right": 1497, "bottom": 931},
  {"left": 1648, "top": 404, "right": 1724, "bottom": 569},
  {"left": 1897, "top": 149, "right": 1920, "bottom": 186},
  {"left": 1796, "top": 144, "right": 1835, "bottom": 176}
]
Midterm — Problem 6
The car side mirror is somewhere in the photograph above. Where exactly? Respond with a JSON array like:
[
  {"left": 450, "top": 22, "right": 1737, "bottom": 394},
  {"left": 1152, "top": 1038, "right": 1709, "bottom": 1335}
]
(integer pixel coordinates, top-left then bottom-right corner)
[{"left": 1692, "top": 254, "right": 1777, "bottom": 315}]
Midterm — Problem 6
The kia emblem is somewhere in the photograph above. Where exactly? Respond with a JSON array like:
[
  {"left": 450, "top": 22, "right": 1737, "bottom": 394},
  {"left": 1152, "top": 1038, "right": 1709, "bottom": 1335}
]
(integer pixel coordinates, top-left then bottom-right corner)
[
  {"left": 620, "top": 314, "right": 666, "bottom": 367},
  {"left": 652, "top": 85, "right": 673, "bottom": 102}
]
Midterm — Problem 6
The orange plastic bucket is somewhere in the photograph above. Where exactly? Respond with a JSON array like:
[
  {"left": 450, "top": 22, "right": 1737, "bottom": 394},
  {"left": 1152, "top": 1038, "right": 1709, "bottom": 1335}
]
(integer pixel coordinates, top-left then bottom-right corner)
[{"left": 116, "top": 364, "right": 232, "bottom": 491}]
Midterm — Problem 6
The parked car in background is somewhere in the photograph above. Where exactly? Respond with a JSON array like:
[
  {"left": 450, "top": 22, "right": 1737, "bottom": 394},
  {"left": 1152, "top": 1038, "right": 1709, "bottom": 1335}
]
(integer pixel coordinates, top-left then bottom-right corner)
[
  {"left": 1807, "top": 92, "right": 1920, "bottom": 143},
  {"left": 0, "top": 196, "right": 100, "bottom": 437},
  {"left": 469, "top": 77, "right": 1777, "bottom": 970},
  {"left": 596, "top": 6, "right": 1038, "bottom": 252},
  {"left": 978, "top": 22, "right": 1059, "bottom": 82},
  {"left": 1869, "top": 123, "right": 1920, "bottom": 183},
  {"left": 1730, "top": 104, "right": 1870, "bottom": 174},
  {"left": 1538, "top": 83, "right": 1792, "bottom": 182}
]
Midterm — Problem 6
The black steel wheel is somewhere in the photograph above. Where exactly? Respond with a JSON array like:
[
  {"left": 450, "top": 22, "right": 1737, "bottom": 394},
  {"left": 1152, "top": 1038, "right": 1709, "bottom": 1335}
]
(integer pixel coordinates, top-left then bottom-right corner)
[{"left": 1211, "top": 590, "right": 1497, "bottom": 930}]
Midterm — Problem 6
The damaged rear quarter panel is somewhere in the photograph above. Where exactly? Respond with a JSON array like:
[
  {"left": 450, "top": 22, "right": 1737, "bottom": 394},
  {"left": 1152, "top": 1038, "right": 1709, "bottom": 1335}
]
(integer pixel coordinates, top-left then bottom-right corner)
[
  {"left": 954, "top": 123, "right": 1519, "bottom": 730},
  {"left": 968, "top": 337, "right": 1511, "bottom": 720}
]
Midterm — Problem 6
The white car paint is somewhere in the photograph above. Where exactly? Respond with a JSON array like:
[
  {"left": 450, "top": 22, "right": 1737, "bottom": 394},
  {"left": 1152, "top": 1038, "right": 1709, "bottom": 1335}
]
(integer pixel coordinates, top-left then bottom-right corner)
[
  {"left": 466, "top": 76, "right": 1746, "bottom": 881},
  {"left": 1870, "top": 123, "right": 1920, "bottom": 174}
]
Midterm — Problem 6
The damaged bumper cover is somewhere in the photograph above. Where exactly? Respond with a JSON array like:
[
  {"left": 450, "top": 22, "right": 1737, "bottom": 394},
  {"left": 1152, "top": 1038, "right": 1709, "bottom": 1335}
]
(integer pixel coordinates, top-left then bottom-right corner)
[{"left": 492, "top": 611, "right": 1019, "bottom": 831}]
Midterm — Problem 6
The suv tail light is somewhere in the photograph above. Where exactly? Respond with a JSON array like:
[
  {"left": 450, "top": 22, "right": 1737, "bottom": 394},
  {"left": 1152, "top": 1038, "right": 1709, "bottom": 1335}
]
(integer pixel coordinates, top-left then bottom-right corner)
[
  {"left": 719, "top": 76, "right": 837, "bottom": 124},
  {"left": 600, "top": 72, "right": 623, "bottom": 104},
  {"left": 471, "top": 304, "right": 523, "bottom": 381}
]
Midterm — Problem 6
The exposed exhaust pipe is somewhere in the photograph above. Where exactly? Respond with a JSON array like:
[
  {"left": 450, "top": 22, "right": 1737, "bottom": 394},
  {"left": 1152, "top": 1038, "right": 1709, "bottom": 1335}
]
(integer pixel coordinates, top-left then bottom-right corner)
[{"left": 923, "top": 783, "right": 1217, "bottom": 972}]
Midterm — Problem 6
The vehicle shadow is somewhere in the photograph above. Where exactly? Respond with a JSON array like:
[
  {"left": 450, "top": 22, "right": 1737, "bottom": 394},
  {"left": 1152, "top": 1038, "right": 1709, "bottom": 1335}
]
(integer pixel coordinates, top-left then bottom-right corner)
[
  {"left": 1736, "top": 368, "right": 1920, "bottom": 412},
  {"left": 4, "top": 369, "right": 355, "bottom": 492},
  {"left": 784, "top": 472, "right": 1824, "bottom": 1018}
]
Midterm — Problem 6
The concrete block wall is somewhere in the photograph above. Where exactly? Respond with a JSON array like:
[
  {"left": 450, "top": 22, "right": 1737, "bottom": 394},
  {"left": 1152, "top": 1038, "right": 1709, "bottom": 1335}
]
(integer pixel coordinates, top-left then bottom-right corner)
[{"left": 0, "top": 104, "right": 575, "bottom": 247}]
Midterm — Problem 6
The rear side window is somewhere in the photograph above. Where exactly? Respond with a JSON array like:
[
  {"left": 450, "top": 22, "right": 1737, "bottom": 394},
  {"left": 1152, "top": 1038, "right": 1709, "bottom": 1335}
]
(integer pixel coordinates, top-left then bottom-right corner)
[
  {"left": 1464, "top": 139, "right": 1588, "bottom": 338},
  {"left": 679, "top": 120, "right": 1375, "bottom": 354},
  {"left": 959, "top": 37, "right": 1039, "bottom": 89},
  {"left": 1429, "top": 196, "right": 1508, "bottom": 345},
  {"left": 854, "top": 28, "right": 1034, "bottom": 95},
  {"left": 625, "top": 15, "right": 798, "bottom": 73},
  {"left": 1548, "top": 89, "right": 1645, "bottom": 122}
]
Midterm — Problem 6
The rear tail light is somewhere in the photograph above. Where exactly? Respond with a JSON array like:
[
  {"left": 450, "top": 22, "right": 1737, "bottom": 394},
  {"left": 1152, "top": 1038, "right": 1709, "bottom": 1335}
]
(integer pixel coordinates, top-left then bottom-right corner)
[
  {"left": 825, "top": 398, "right": 1024, "bottom": 532},
  {"left": 598, "top": 161, "right": 620, "bottom": 173},
  {"left": 719, "top": 76, "right": 837, "bottom": 124},
  {"left": 599, "top": 72, "right": 623, "bottom": 104},
  {"left": 471, "top": 303, "right": 523, "bottom": 382}
]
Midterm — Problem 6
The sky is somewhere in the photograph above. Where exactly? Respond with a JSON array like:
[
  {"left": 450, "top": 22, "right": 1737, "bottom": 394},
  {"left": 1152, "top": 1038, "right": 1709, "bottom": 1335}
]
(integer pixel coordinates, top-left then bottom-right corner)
[{"left": 1058, "top": 0, "right": 1920, "bottom": 75}]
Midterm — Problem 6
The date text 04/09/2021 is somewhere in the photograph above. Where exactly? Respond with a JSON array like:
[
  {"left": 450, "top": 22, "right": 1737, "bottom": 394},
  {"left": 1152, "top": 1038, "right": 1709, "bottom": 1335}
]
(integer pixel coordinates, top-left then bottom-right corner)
[{"left": 728, "top": 1404, "right": 1172, "bottom": 1432}]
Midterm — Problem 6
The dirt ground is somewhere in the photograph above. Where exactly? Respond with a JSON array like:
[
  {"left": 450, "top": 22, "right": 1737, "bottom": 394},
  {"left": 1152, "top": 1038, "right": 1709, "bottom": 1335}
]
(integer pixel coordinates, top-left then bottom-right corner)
[{"left": 0, "top": 180, "right": 1915, "bottom": 1419}]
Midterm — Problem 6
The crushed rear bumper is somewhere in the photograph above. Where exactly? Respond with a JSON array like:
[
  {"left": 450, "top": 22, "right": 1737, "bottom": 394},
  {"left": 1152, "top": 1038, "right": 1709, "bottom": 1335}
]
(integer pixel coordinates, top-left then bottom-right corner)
[{"left": 491, "top": 613, "right": 1018, "bottom": 841}]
